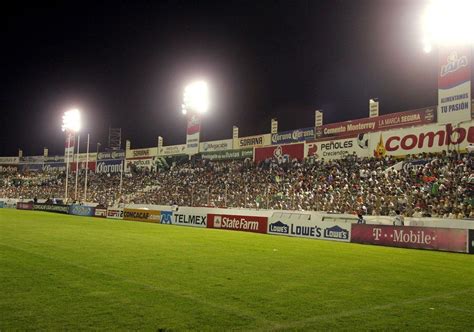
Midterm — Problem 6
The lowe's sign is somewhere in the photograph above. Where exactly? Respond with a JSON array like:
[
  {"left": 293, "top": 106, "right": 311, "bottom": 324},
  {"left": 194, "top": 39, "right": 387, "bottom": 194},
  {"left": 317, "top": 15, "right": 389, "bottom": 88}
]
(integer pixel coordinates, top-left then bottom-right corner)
[{"left": 271, "top": 127, "right": 315, "bottom": 145}]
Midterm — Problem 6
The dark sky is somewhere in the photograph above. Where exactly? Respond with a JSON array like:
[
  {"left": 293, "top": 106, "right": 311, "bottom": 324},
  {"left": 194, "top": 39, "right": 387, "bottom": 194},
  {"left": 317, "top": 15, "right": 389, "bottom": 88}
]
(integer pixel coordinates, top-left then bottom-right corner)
[{"left": 1, "top": 0, "right": 438, "bottom": 157}]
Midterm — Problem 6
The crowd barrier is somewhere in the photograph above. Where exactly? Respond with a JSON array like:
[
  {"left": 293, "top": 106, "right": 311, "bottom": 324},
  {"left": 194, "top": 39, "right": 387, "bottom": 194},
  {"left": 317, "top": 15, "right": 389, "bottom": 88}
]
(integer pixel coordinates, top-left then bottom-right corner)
[{"left": 7, "top": 202, "right": 473, "bottom": 254}]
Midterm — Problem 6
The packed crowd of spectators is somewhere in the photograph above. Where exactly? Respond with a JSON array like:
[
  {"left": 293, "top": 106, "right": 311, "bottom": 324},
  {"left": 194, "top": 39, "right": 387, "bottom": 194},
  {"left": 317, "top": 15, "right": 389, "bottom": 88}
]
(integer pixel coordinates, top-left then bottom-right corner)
[{"left": 1, "top": 151, "right": 473, "bottom": 218}]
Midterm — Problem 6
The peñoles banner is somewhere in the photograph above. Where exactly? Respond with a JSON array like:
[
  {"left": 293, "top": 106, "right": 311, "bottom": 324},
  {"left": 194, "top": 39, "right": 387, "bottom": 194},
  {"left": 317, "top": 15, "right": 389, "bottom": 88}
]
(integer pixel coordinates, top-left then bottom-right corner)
[{"left": 254, "top": 143, "right": 304, "bottom": 163}]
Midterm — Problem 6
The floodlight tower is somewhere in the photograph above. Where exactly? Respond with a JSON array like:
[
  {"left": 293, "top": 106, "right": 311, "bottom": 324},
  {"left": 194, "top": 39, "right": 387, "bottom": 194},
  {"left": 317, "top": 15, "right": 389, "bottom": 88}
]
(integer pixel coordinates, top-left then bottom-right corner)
[
  {"left": 61, "top": 109, "right": 81, "bottom": 203},
  {"left": 182, "top": 81, "right": 209, "bottom": 156}
]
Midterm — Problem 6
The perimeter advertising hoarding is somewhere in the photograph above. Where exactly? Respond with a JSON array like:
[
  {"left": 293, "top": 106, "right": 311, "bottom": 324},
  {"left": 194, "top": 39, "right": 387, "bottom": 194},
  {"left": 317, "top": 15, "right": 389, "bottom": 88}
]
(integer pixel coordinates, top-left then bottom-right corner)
[
  {"left": 16, "top": 202, "right": 33, "bottom": 210},
  {"left": 159, "top": 144, "right": 187, "bottom": 156},
  {"left": 316, "top": 107, "right": 436, "bottom": 139},
  {"left": 94, "top": 208, "right": 107, "bottom": 217},
  {"left": 351, "top": 224, "right": 468, "bottom": 253},
  {"left": 438, "top": 46, "right": 471, "bottom": 124},
  {"left": 268, "top": 216, "right": 351, "bottom": 242},
  {"left": 123, "top": 208, "right": 161, "bottom": 223},
  {"left": 107, "top": 208, "right": 124, "bottom": 220},
  {"left": 186, "top": 114, "right": 201, "bottom": 155},
  {"left": 201, "top": 148, "right": 253, "bottom": 161},
  {"left": 233, "top": 134, "right": 271, "bottom": 149},
  {"left": 0, "top": 157, "right": 19, "bottom": 164},
  {"left": 97, "top": 150, "right": 125, "bottom": 160},
  {"left": 207, "top": 213, "right": 268, "bottom": 234},
  {"left": 171, "top": 212, "right": 207, "bottom": 228},
  {"left": 271, "top": 127, "right": 315, "bottom": 145},
  {"left": 69, "top": 205, "right": 95, "bottom": 217},
  {"left": 254, "top": 143, "right": 304, "bottom": 163},
  {"left": 469, "top": 230, "right": 474, "bottom": 254},
  {"left": 306, "top": 135, "right": 370, "bottom": 160},
  {"left": 199, "top": 139, "right": 233, "bottom": 152},
  {"left": 370, "top": 121, "right": 474, "bottom": 157},
  {"left": 96, "top": 160, "right": 123, "bottom": 174},
  {"left": 33, "top": 203, "right": 70, "bottom": 214},
  {"left": 0, "top": 201, "right": 4, "bottom": 208}
]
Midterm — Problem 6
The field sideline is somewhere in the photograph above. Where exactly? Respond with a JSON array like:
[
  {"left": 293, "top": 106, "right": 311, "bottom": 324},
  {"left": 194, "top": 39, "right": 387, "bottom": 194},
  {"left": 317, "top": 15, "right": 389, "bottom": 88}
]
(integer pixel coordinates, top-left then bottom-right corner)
[{"left": 1, "top": 209, "right": 473, "bottom": 330}]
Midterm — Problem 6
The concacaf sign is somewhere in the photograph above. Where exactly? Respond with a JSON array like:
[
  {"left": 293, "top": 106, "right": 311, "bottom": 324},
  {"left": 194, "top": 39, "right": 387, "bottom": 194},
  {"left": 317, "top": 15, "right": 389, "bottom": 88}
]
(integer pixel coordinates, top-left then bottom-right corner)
[{"left": 123, "top": 208, "right": 161, "bottom": 223}]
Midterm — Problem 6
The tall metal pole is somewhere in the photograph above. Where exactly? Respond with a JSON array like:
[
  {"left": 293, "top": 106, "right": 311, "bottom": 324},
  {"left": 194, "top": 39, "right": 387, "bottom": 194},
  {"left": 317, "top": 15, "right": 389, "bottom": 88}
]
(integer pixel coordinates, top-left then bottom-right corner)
[
  {"left": 65, "top": 133, "right": 71, "bottom": 202},
  {"left": 84, "top": 134, "right": 90, "bottom": 202},
  {"left": 74, "top": 135, "right": 80, "bottom": 201}
]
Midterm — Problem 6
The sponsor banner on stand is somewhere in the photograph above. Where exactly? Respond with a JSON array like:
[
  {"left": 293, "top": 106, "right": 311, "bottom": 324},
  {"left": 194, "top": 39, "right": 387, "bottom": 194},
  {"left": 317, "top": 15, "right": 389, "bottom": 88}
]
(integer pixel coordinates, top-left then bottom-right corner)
[
  {"left": 43, "top": 162, "right": 66, "bottom": 172},
  {"left": 125, "top": 158, "right": 155, "bottom": 172},
  {"left": 19, "top": 156, "right": 44, "bottom": 164},
  {"left": 126, "top": 147, "right": 158, "bottom": 159},
  {"left": 438, "top": 46, "right": 471, "bottom": 124},
  {"left": 208, "top": 214, "right": 267, "bottom": 234},
  {"left": 74, "top": 153, "right": 97, "bottom": 162},
  {"left": 0, "top": 157, "right": 19, "bottom": 164},
  {"left": 70, "top": 161, "right": 96, "bottom": 172},
  {"left": 18, "top": 163, "right": 43, "bottom": 172},
  {"left": 316, "top": 107, "right": 436, "bottom": 139},
  {"left": 171, "top": 212, "right": 207, "bottom": 228},
  {"left": 254, "top": 143, "right": 304, "bottom": 163},
  {"left": 96, "top": 160, "right": 123, "bottom": 173},
  {"left": 107, "top": 208, "right": 124, "bottom": 220},
  {"left": 351, "top": 224, "right": 468, "bottom": 253},
  {"left": 233, "top": 134, "right": 271, "bottom": 149},
  {"left": 370, "top": 121, "right": 474, "bottom": 157},
  {"left": 33, "top": 203, "right": 70, "bottom": 214},
  {"left": 201, "top": 148, "right": 253, "bottom": 161},
  {"left": 306, "top": 134, "right": 370, "bottom": 160},
  {"left": 186, "top": 114, "right": 201, "bottom": 155},
  {"left": 44, "top": 156, "right": 65, "bottom": 163},
  {"left": 199, "top": 139, "right": 233, "bottom": 152},
  {"left": 17, "top": 202, "right": 33, "bottom": 210},
  {"left": 123, "top": 208, "right": 161, "bottom": 223},
  {"left": 69, "top": 205, "right": 95, "bottom": 217},
  {"left": 94, "top": 208, "right": 107, "bottom": 217},
  {"left": 0, "top": 165, "right": 18, "bottom": 172},
  {"left": 97, "top": 150, "right": 125, "bottom": 160},
  {"left": 268, "top": 216, "right": 351, "bottom": 242},
  {"left": 159, "top": 144, "right": 187, "bottom": 156},
  {"left": 271, "top": 127, "right": 315, "bottom": 145},
  {"left": 160, "top": 211, "right": 173, "bottom": 224}
]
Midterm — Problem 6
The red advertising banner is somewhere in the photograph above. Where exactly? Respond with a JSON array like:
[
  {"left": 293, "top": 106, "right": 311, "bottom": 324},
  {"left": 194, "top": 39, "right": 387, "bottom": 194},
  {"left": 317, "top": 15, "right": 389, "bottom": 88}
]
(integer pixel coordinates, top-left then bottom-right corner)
[
  {"left": 315, "top": 107, "right": 436, "bottom": 139},
  {"left": 208, "top": 214, "right": 268, "bottom": 234},
  {"left": 254, "top": 143, "right": 304, "bottom": 163},
  {"left": 16, "top": 202, "right": 33, "bottom": 210},
  {"left": 70, "top": 161, "right": 96, "bottom": 172},
  {"left": 351, "top": 224, "right": 468, "bottom": 253}
]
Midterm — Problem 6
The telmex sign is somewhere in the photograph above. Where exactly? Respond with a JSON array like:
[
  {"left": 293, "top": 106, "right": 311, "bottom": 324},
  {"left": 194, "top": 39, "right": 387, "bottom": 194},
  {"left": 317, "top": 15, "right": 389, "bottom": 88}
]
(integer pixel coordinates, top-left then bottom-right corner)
[{"left": 234, "top": 134, "right": 271, "bottom": 149}]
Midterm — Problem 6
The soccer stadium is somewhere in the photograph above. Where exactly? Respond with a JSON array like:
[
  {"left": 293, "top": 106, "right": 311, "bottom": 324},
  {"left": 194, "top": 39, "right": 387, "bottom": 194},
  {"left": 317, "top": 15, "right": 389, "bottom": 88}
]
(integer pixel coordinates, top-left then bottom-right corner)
[{"left": 1, "top": 1, "right": 474, "bottom": 330}]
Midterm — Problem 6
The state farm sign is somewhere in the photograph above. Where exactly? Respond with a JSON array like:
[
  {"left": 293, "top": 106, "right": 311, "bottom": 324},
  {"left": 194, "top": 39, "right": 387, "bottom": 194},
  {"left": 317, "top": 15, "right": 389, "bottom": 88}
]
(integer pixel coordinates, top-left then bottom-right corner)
[
  {"left": 208, "top": 214, "right": 267, "bottom": 234},
  {"left": 351, "top": 224, "right": 468, "bottom": 253}
]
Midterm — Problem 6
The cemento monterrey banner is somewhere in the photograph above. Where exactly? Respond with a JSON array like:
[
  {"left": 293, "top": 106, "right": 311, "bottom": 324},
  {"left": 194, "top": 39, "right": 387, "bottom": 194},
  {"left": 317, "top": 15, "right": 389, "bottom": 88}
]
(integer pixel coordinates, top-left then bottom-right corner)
[
  {"left": 186, "top": 114, "right": 201, "bottom": 155},
  {"left": 316, "top": 107, "right": 436, "bottom": 139},
  {"left": 268, "top": 215, "right": 351, "bottom": 242},
  {"left": 96, "top": 160, "right": 123, "bottom": 173},
  {"left": 208, "top": 213, "right": 268, "bottom": 234},
  {"left": 233, "top": 134, "right": 271, "bottom": 149},
  {"left": 370, "top": 121, "right": 474, "bottom": 157},
  {"left": 271, "top": 127, "right": 315, "bottom": 145},
  {"left": 107, "top": 208, "right": 124, "bottom": 220},
  {"left": 171, "top": 212, "right": 207, "bottom": 228},
  {"left": 254, "top": 143, "right": 304, "bottom": 163},
  {"left": 306, "top": 134, "right": 370, "bottom": 160},
  {"left": 438, "top": 46, "right": 471, "bottom": 124},
  {"left": 201, "top": 148, "right": 253, "bottom": 161},
  {"left": 0, "top": 157, "right": 19, "bottom": 164},
  {"left": 123, "top": 208, "right": 160, "bottom": 223},
  {"left": 159, "top": 144, "right": 187, "bottom": 156},
  {"left": 199, "top": 139, "right": 233, "bottom": 152},
  {"left": 351, "top": 224, "right": 468, "bottom": 253}
]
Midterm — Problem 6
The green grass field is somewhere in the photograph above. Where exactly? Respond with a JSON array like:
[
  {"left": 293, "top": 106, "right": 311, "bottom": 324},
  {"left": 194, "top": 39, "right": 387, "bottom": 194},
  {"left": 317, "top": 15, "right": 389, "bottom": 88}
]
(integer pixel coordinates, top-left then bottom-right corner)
[{"left": 1, "top": 209, "right": 473, "bottom": 331}]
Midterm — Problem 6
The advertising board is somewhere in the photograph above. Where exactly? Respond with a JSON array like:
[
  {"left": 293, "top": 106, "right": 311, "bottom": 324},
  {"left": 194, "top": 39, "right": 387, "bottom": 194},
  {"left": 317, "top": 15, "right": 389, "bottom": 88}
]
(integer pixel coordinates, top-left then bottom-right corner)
[
  {"left": 33, "top": 203, "right": 70, "bottom": 214},
  {"left": 69, "top": 205, "right": 95, "bottom": 217},
  {"left": 316, "top": 107, "right": 436, "bottom": 139},
  {"left": 0, "top": 165, "right": 18, "bottom": 172},
  {"left": 438, "top": 46, "right": 471, "bottom": 124},
  {"left": 160, "top": 210, "right": 173, "bottom": 224},
  {"left": 97, "top": 150, "right": 125, "bottom": 160},
  {"left": 16, "top": 202, "right": 33, "bottom": 210},
  {"left": 233, "top": 134, "right": 271, "bottom": 149},
  {"left": 268, "top": 215, "right": 351, "bottom": 242},
  {"left": 126, "top": 147, "right": 158, "bottom": 159},
  {"left": 207, "top": 213, "right": 267, "bottom": 234},
  {"left": 0, "top": 157, "right": 19, "bottom": 164},
  {"left": 186, "top": 114, "right": 201, "bottom": 155},
  {"left": 469, "top": 230, "right": 474, "bottom": 254},
  {"left": 107, "top": 208, "right": 124, "bottom": 220},
  {"left": 254, "top": 143, "right": 304, "bottom": 163},
  {"left": 171, "top": 212, "right": 207, "bottom": 228},
  {"left": 0, "top": 201, "right": 4, "bottom": 208},
  {"left": 271, "top": 127, "right": 315, "bottom": 145},
  {"left": 18, "top": 163, "right": 43, "bottom": 172},
  {"left": 201, "top": 148, "right": 253, "bottom": 161},
  {"left": 306, "top": 134, "right": 370, "bottom": 160},
  {"left": 44, "top": 156, "right": 65, "bottom": 163},
  {"left": 159, "top": 144, "right": 187, "bottom": 156},
  {"left": 94, "top": 208, "right": 107, "bottom": 218},
  {"left": 351, "top": 224, "right": 468, "bottom": 253},
  {"left": 19, "top": 156, "right": 44, "bottom": 163},
  {"left": 199, "top": 139, "right": 233, "bottom": 152},
  {"left": 125, "top": 158, "right": 155, "bottom": 172},
  {"left": 69, "top": 161, "right": 96, "bottom": 172},
  {"left": 370, "top": 122, "right": 474, "bottom": 157},
  {"left": 42, "top": 162, "right": 66, "bottom": 172},
  {"left": 96, "top": 160, "right": 123, "bottom": 173},
  {"left": 123, "top": 208, "right": 161, "bottom": 223},
  {"left": 74, "top": 153, "right": 97, "bottom": 162}
]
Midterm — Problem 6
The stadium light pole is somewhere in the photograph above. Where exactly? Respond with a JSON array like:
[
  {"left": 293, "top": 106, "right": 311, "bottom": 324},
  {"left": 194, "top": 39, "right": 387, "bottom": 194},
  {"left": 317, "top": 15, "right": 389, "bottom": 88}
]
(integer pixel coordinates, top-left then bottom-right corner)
[{"left": 61, "top": 109, "right": 81, "bottom": 203}]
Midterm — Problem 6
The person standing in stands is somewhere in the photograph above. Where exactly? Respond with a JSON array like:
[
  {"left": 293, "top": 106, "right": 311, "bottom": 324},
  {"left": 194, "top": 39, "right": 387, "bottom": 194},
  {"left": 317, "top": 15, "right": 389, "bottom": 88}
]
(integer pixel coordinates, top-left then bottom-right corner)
[
  {"left": 357, "top": 213, "right": 366, "bottom": 224},
  {"left": 393, "top": 210, "right": 404, "bottom": 226}
]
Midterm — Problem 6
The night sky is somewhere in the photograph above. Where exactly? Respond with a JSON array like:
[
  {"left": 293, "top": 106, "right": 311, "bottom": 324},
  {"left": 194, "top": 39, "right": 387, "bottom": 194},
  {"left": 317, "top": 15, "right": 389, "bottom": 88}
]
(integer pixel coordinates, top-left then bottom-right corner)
[{"left": 1, "top": 0, "right": 439, "bottom": 157}]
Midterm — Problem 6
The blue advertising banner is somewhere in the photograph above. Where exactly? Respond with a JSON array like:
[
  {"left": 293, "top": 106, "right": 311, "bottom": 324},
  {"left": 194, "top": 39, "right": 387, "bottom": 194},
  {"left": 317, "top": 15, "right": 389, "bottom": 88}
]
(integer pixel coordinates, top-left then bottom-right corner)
[
  {"left": 96, "top": 160, "right": 123, "bottom": 173},
  {"left": 69, "top": 205, "right": 95, "bottom": 216},
  {"left": 0, "top": 201, "right": 5, "bottom": 208},
  {"left": 18, "top": 163, "right": 43, "bottom": 172},
  {"left": 160, "top": 211, "right": 173, "bottom": 224},
  {"left": 43, "top": 162, "right": 66, "bottom": 172},
  {"left": 271, "top": 127, "right": 315, "bottom": 145}
]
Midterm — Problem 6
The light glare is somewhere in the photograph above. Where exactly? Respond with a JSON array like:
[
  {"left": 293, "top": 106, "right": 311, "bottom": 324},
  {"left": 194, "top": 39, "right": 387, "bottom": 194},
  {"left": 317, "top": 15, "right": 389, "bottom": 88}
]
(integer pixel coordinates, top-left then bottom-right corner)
[
  {"left": 183, "top": 81, "right": 209, "bottom": 114},
  {"left": 61, "top": 109, "right": 81, "bottom": 132}
]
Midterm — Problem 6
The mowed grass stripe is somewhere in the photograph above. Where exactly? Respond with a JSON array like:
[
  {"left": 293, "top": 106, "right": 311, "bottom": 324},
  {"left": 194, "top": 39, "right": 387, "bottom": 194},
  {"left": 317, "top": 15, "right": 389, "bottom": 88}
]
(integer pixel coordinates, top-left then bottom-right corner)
[{"left": 1, "top": 209, "right": 473, "bottom": 330}]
